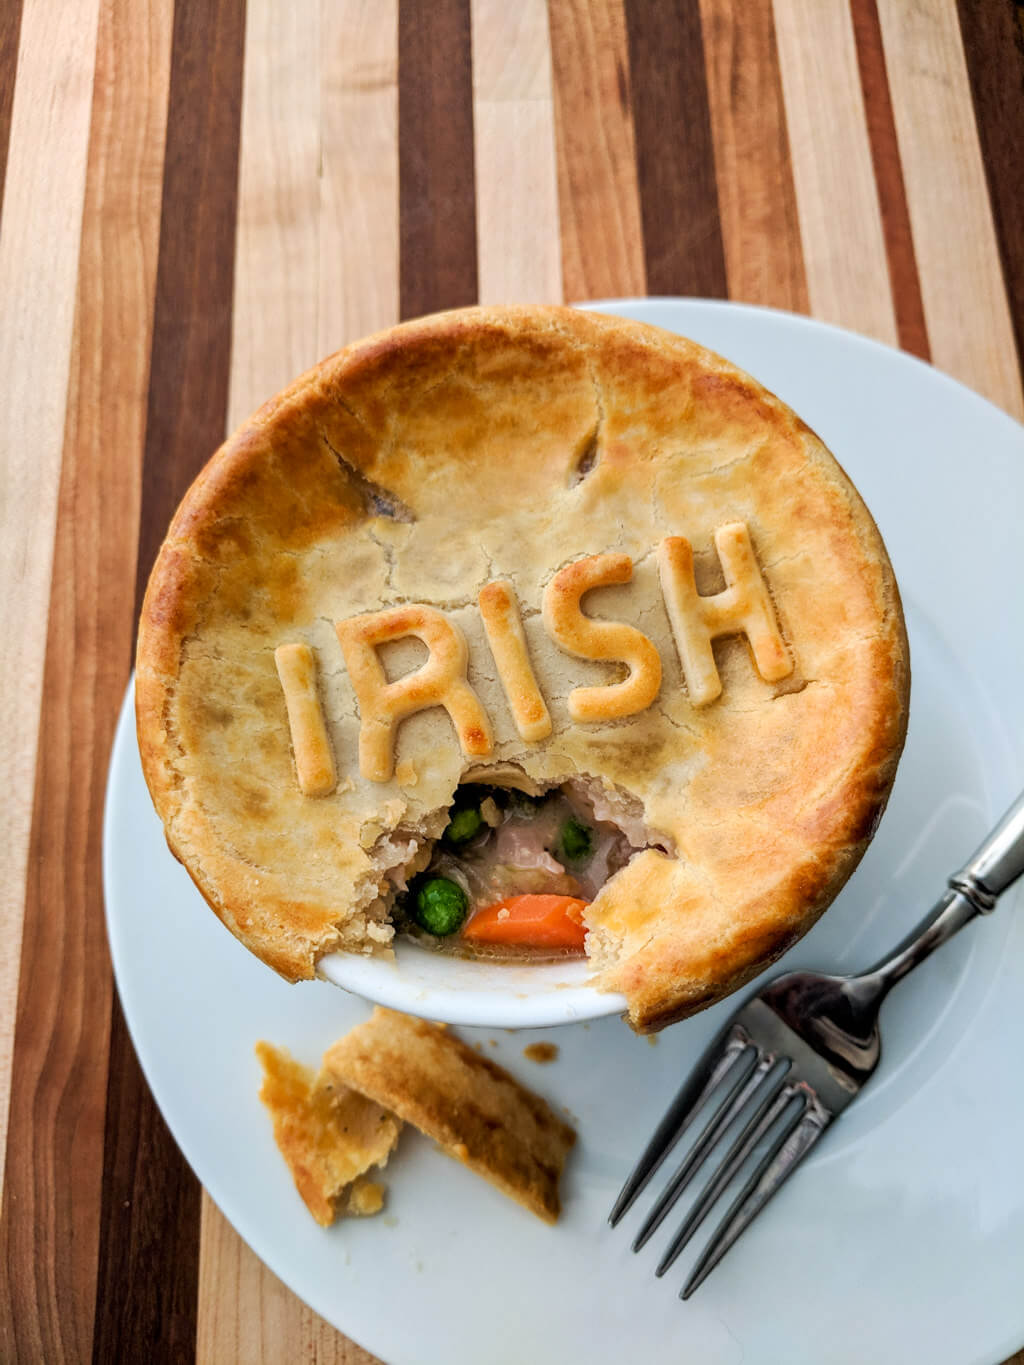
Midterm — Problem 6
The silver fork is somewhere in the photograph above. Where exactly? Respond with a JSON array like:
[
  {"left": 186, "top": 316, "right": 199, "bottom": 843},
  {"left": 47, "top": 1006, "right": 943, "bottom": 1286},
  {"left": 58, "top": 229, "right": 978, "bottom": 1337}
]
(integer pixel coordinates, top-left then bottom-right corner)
[{"left": 610, "top": 788, "right": 1024, "bottom": 1299}]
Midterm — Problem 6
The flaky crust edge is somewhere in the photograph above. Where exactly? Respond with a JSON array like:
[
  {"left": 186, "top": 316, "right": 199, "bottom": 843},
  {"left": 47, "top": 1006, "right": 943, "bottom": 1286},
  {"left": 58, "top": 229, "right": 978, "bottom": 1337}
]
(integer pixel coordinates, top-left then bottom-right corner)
[{"left": 604, "top": 428, "right": 909, "bottom": 1032}]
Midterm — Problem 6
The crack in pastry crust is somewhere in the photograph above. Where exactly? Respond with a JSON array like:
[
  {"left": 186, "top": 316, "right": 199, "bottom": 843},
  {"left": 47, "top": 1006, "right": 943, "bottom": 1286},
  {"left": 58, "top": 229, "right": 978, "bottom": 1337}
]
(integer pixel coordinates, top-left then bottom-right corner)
[{"left": 135, "top": 305, "right": 909, "bottom": 1031}]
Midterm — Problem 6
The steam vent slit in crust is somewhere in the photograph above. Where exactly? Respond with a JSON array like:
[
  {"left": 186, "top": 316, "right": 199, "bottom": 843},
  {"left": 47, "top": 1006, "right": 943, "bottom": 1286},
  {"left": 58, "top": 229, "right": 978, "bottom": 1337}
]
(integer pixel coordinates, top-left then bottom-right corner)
[{"left": 135, "top": 306, "right": 909, "bottom": 1032}]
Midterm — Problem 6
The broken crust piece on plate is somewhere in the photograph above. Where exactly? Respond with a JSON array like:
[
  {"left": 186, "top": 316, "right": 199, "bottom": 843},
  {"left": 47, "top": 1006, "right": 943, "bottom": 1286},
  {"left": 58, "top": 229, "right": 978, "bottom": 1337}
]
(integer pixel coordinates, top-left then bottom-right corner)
[
  {"left": 321, "top": 1007, "right": 576, "bottom": 1225},
  {"left": 255, "top": 1040, "right": 400, "bottom": 1226}
]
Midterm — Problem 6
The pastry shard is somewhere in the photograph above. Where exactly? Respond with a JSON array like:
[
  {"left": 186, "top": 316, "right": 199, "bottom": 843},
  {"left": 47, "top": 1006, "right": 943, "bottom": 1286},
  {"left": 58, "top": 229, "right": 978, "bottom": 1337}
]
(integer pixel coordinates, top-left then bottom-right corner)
[
  {"left": 657, "top": 525, "right": 792, "bottom": 706},
  {"left": 335, "top": 603, "right": 493, "bottom": 781},
  {"left": 321, "top": 1008, "right": 576, "bottom": 1224},
  {"left": 136, "top": 305, "right": 909, "bottom": 1031},
  {"left": 542, "top": 553, "right": 662, "bottom": 722},
  {"left": 255, "top": 1040, "right": 400, "bottom": 1226}
]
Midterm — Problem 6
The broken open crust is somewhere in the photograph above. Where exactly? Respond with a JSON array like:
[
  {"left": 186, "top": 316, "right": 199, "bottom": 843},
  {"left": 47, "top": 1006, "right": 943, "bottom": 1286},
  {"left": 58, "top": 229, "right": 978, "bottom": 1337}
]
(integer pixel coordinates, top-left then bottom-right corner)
[{"left": 136, "top": 305, "right": 909, "bottom": 1031}]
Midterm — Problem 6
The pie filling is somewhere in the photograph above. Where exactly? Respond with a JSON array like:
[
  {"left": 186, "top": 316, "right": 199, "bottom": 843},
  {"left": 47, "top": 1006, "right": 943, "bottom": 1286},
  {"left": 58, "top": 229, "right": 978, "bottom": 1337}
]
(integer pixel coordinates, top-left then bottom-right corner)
[{"left": 388, "top": 779, "right": 663, "bottom": 962}]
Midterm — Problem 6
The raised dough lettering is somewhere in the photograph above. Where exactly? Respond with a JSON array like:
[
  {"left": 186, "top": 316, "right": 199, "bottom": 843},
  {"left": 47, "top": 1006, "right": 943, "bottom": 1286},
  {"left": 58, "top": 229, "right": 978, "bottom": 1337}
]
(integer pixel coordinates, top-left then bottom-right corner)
[
  {"left": 542, "top": 554, "right": 662, "bottom": 722},
  {"left": 336, "top": 604, "right": 493, "bottom": 782},
  {"left": 478, "top": 579, "right": 552, "bottom": 743},
  {"left": 274, "top": 643, "right": 338, "bottom": 797},
  {"left": 657, "top": 523, "right": 792, "bottom": 706}
]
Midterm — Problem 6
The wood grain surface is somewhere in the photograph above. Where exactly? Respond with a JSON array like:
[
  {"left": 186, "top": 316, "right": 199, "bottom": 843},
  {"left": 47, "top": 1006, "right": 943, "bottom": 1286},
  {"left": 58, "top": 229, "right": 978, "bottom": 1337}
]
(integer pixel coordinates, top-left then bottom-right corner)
[
  {"left": 472, "top": 0, "right": 563, "bottom": 305},
  {"left": 0, "top": 0, "right": 101, "bottom": 1206},
  {"left": 398, "top": 0, "right": 478, "bottom": 318},
  {"left": 697, "top": 0, "right": 807, "bottom": 313},
  {"left": 1, "top": 0, "right": 1022, "bottom": 1361},
  {"left": 319, "top": 0, "right": 399, "bottom": 352},
  {"left": 773, "top": 0, "right": 898, "bottom": 346},
  {"left": 849, "top": 0, "right": 930, "bottom": 359},
  {"left": 548, "top": 0, "right": 645, "bottom": 301},
  {"left": 875, "top": 0, "right": 1023, "bottom": 418},
  {"left": 956, "top": 0, "right": 1024, "bottom": 383},
  {"left": 623, "top": 0, "right": 727, "bottom": 298},
  {"left": 0, "top": 0, "right": 25, "bottom": 220}
]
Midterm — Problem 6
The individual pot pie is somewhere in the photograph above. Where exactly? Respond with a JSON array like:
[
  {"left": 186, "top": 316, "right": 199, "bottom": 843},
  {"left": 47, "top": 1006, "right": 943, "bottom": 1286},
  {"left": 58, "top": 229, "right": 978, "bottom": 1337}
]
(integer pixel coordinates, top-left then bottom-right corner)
[{"left": 136, "top": 305, "right": 909, "bottom": 1032}]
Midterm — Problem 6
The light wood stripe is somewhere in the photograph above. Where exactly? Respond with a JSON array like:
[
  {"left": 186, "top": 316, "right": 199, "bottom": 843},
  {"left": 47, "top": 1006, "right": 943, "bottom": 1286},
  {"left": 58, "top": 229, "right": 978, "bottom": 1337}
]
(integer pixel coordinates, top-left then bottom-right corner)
[
  {"left": 0, "top": 0, "right": 171, "bottom": 1357},
  {"left": 0, "top": 0, "right": 102, "bottom": 1203},
  {"left": 198, "top": 1200, "right": 379, "bottom": 1364},
  {"left": 547, "top": 0, "right": 644, "bottom": 302},
  {"left": 198, "top": 1, "right": 399, "bottom": 1357},
  {"left": 875, "top": 0, "right": 1024, "bottom": 418},
  {"left": 0, "top": 0, "right": 25, "bottom": 220},
  {"left": 319, "top": 0, "right": 399, "bottom": 354},
  {"left": 471, "top": 0, "right": 562, "bottom": 304},
  {"left": 228, "top": 0, "right": 321, "bottom": 428},
  {"left": 698, "top": 0, "right": 808, "bottom": 312},
  {"left": 773, "top": 0, "right": 898, "bottom": 344}
]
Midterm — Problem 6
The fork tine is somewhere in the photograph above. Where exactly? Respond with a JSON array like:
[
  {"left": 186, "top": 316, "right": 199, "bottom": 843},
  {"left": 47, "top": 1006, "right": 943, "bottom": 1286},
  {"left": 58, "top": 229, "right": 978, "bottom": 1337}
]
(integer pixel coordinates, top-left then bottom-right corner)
[
  {"left": 632, "top": 1050, "right": 780, "bottom": 1253},
  {"left": 654, "top": 1075, "right": 793, "bottom": 1276},
  {"left": 680, "top": 1099, "right": 830, "bottom": 1300},
  {"left": 609, "top": 1026, "right": 752, "bottom": 1226}
]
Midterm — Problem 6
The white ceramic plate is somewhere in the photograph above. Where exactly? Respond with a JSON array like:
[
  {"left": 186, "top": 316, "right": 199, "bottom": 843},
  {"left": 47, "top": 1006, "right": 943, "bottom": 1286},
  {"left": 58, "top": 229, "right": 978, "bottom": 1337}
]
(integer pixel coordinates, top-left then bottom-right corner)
[{"left": 104, "top": 300, "right": 1024, "bottom": 1365}]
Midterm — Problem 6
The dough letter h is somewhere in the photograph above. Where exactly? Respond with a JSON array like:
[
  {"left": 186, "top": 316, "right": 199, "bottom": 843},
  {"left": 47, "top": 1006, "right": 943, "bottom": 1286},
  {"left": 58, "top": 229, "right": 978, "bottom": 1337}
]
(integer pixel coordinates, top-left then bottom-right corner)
[{"left": 657, "top": 523, "right": 792, "bottom": 706}]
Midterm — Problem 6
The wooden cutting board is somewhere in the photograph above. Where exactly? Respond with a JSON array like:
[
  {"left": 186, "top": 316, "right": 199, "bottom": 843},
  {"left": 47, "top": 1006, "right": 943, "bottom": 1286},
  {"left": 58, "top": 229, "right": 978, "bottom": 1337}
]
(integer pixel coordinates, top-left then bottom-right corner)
[{"left": 0, "top": 0, "right": 1021, "bottom": 1359}]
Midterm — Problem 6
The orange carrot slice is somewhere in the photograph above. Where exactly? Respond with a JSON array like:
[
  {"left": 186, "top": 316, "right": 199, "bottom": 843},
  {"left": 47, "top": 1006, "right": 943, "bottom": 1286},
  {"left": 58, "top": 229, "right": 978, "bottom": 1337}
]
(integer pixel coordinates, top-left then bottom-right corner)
[{"left": 462, "top": 894, "right": 588, "bottom": 949}]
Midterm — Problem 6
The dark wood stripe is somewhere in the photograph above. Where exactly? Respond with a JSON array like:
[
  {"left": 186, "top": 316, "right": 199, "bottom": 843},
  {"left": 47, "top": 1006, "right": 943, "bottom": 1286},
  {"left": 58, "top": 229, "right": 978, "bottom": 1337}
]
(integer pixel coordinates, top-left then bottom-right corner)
[
  {"left": 0, "top": 0, "right": 176, "bottom": 1357},
  {"left": 698, "top": 0, "right": 808, "bottom": 313},
  {"left": 92, "top": 1, "right": 245, "bottom": 1361},
  {"left": 622, "top": 0, "right": 727, "bottom": 298},
  {"left": 850, "top": 0, "right": 931, "bottom": 360},
  {"left": 547, "top": 0, "right": 646, "bottom": 301},
  {"left": 0, "top": 0, "right": 24, "bottom": 225},
  {"left": 132, "top": 0, "right": 248, "bottom": 629},
  {"left": 956, "top": 0, "right": 1024, "bottom": 383},
  {"left": 398, "top": 0, "right": 478, "bottom": 318},
  {"left": 92, "top": 999, "right": 204, "bottom": 1365}
]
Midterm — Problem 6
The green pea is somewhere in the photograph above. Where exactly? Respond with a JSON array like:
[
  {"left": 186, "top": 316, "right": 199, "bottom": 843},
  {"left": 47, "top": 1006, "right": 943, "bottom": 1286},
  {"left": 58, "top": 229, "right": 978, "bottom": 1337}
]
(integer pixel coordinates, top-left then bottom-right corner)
[
  {"left": 558, "top": 817, "right": 594, "bottom": 865},
  {"left": 444, "top": 805, "right": 483, "bottom": 847},
  {"left": 414, "top": 877, "right": 469, "bottom": 936}
]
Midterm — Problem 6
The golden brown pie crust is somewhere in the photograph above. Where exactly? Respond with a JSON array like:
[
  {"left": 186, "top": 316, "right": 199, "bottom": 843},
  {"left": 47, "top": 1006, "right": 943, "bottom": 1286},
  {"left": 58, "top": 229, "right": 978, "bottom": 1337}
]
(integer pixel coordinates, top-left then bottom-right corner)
[{"left": 136, "top": 305, "right": 909, "bottom": 1031}]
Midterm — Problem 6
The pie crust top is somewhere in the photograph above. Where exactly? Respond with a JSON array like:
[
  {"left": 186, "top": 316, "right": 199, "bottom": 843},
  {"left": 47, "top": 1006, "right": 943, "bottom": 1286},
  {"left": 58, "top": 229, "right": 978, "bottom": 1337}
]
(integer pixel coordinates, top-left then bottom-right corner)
[{"left": 136, "top": 305, "right": 909, "bottom": 1032}]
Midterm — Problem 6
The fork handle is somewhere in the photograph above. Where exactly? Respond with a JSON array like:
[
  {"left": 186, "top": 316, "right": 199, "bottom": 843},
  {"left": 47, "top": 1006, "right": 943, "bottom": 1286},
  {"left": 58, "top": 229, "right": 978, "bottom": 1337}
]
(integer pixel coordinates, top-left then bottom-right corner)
[
  {"left": 949, "top": 788, "right": 1024, "bottom": 910},
  {"left": 862, "top": 788, "right": 1024, "bottom": 994}
]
